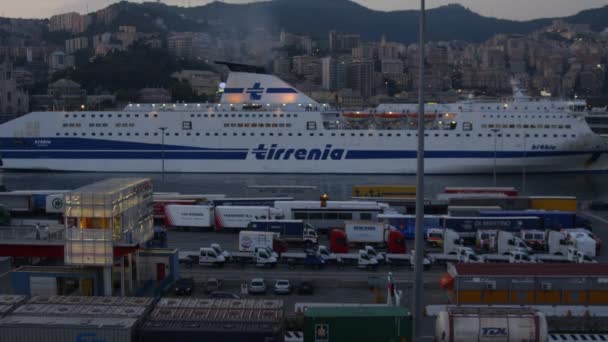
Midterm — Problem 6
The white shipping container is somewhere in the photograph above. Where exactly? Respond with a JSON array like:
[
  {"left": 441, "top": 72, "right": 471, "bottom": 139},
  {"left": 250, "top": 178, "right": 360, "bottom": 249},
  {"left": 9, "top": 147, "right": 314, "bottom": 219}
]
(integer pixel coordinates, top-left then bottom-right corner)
[
  {"left": 164, "top": 204, "right": 213, "bottom": 228},
  {"left": 345, "top": 221, "right": 385, "bottom": 244},
  {"left": 238, "top": 231, "right": 278, "bottom": 252},
  {"left": 0, "top": 315, "right": 136, "bottom": 342},
  {"left": 214, "top": 206, "right": 282, "bottom": 229},
  {"left": 29, "top": 277, "right": 57, "bottom": 296}
]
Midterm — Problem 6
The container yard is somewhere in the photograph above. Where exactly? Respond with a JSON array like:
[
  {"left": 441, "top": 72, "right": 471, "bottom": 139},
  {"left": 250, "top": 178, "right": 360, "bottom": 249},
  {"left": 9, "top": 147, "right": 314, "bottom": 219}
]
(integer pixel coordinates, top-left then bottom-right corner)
[{"left": 0, "top": 179, "right": 607, "bottom": 341}]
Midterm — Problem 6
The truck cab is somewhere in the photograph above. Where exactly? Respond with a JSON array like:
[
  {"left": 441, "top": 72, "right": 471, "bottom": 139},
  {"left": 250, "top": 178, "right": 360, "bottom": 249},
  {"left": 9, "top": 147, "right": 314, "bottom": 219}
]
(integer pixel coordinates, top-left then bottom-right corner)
[
  {"left": 567, "top": 247, "right": 597, "bottom": 263},
  {"left": 363, "top": 245, "right": 386, "bottom": 263},
  {"left": 357, "top": 250, "right": 379, "bottom": 269},
  {"left": 443, "top": 229, "right": 464, "bottom": 254},
  {"left": 547, "top": 231, "right": 572, "bottom": 255},
  {"left": 254, "top": 246, "right": 279, "bottom": 259},
  {"left": 497, "top": 231, "right": 531, "bottom": 255},
  {"left": 210, "top": 243, "right": 231, "bottom": 260},
  {"left": 475, "top": 229, "right": 497, "bottom": 252},
  {"left": 507, "top": 250, "right": 538, "bottom": 263},
  {"left": 199, "top": 247, "right": 226, "bottom": 266},
  {"left": 455, "top": 247, "right": 484, "bottom": 263},
  {"left": 253, "top": 249, "right": 278, "bottom": 268},
  {"left": 317, "top": 245, "right": 336, "bottom": 261}
]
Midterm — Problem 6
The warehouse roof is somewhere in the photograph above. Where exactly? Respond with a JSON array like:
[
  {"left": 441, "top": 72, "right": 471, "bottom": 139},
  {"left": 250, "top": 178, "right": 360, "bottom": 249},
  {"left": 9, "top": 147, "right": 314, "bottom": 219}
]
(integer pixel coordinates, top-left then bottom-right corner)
[{"left": 450, "top": 263, "right": 608, "bottom": 277}]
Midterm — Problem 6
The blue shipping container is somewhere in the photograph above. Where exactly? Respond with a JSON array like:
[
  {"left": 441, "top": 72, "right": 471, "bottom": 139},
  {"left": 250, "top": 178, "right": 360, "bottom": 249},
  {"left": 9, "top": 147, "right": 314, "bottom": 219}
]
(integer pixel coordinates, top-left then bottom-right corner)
[
  {"left": 444, "top": 216, "right": 542, "bottom": 235},
  {"left": 478, "top": 210, "right": 576, "bottom": 229},
  {"left": 249, "top": 220, "right": 304, "bottom": 238},
  {"left": 384, "top": 216, "right": 442, "bottom": 239}
]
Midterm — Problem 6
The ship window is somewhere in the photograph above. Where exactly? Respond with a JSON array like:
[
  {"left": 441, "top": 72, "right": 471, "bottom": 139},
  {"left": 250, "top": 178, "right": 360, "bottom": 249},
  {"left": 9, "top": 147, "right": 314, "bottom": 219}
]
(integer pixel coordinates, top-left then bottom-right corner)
[
  {"left": 478, "top": 134, "right": 483, "bottom": 137},
  {"left": 463, "top": 122, "right": 473, "bottom": 131},
  {"left": 287, "top": 123, "right": 292, "bottom": 128},
  {"left": 231, "top": 114, "right": 236, "bottom": 118},
  {"left": 278, "top": 133, "right": 283, "bottom": 136},
  {"left": 126, "top": 133, "right": 131, "bottom": 136},
  {"left": 266, "top": 114, "right": 271, "bottom": 117},
  {"left": 233, "top": 133, "right": 238, "bottom": 136},
  {"left": 444, "top": 133, "right": 449, "bottom": 137},
  {"left": 298, "top": 133, "right": 302, "bottom": 136},
  {"left": 222, "top": 133, "right": 227, "bottom": 136},
  {"left": 294, "top": 114, "right": 298, "bottom": 118},
  {"left": 553, "top": 134, "right": 558, "bottom": 138},
  {"left": 407, "top": 134, "right": 412, "bottom": 137},
  {"left": 80, "top": 114, "right": 84, "bottom": 118},
  {"left": 378, "top": 133, "right": 383, "bottom": 137},
  {"left": 287, "top": 114, "right": 291, "bottom": 117},
  {"left": 306, "top": 121, "right": 317, "bottom": 130},
  {"left": 231, "top": 123, "right": 237, "bottom": 127},
  {"left": 118, "top": 114, "right": 122, "bottom": 118},
  {"left": 360, "top": 133, "right": 365, "bottom": 137},
  {"left": 261, "top": 133, "right": 265, "bottom": 136},
  {"left": 144, "top": 133, "right": 149, "bottom": 136},
  {"left": 509, "top": 124, "right": 515, "bottom": 128},
  {"left": 63, "top": 123, "right": 68, "bottom": 127},
  {"left": 196, "top": 133, "right": 200, "bottom": 136},
  {"left": 456, "top": 134, "right": 461, "bottom": 137},
  {"left": 91, "top": 133, "right": 95, "bottom": 136},
  {"left": 340, "top": 133, "right": 345, "bottom": 137},
  {"left": 272, "top": 123, "right": 278, "bottom": 127},
  {"left": 56, "top": 133, "right": 60, "bottom": 136},
  {"left": 204, "top": 114, "right": 208, "bottom": 117},
  {"left": 280, "top": 114, "right": 284, "bottom": 117},
  {"left": 506, "top": 134, "right": 511, "bottom": 137},
  {"left": 191, "top": 114, "right": 194, "bottom": 118},
  {"left": 515, "top": 134, "right": 520, "bottom": 137},
  {"left": 214, "top": 133, "right": 219, "bottom": 136},
  {"left": 224, "top": 123, "right": 229, "bottom": 128},
  {"left": 91, "top": 114, "right": 95, "bottom": 118},
  {"left": 108, "top": 133, "right": 112, "bottom": 136},
  {"left": 99, "top": 133, "right": 104, "bottom": 136},
  {"left": 73, "top": 132, "right": 78, "bottom": 136},
  {"left": 126, "top": 114, "right": 130, "bottom": 118},
  {"left": 563, "top": 134, "right": 567, "bottom": 138},
  {"left": 64, "top": 114, "right": 68, "bottom": 118},
  {"left": 81, "top": 133, "right": 86, "bottom": 136},
  {"left": 542, "top": 134, "right": 547, "bottom": 138},
  {"left": 288, "top": 133, "right": 293, "bottom": 136},
  {"left": 534, "top": 134, "right": 539, "bottom": 138},
  {"left": 434, "top": 133, "right": 439, "bottom": 137},
  {"left": 242, "top": 133, "right": 246, "bottom": 136},
  {"left": 273, "top": 114, "right": 277, "bottom": 118},
  {"left": 310, "top": 133, "right": 314, "bottom": 137},
  {"left": 186, "top": 133, "right": 191, "bottom": 136},
  {"left": 153, "top": 133, "right": 158, "bottom": 136},
  {"left": 108, "top": 114, "right": 112, "bottom": 118},
  {"left": 251, "top": 133, "right": 255, "bottom": 136},
  {"left": 566, "top": 125, "right": 571, "bottom": 129},
  {"left": 571, "top": 134, "right": 576, "bottom": 138},
  {"left": 488, "top": 134, "right": 492, "bottom": 137}
]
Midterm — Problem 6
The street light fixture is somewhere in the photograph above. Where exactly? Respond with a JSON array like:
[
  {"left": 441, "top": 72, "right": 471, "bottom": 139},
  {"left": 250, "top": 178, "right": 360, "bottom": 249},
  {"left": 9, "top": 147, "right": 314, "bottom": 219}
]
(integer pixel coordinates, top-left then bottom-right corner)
[
  {"left": 491, "top": 128, "right": 500, "bottom": 186},
  {"left": 412, "top": 0, "right": 426, "bottom": 339}
]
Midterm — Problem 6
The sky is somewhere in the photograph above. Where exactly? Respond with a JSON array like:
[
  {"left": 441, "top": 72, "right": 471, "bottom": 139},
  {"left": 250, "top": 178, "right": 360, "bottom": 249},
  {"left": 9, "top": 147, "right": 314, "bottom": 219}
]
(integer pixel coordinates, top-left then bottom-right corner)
[{"left": 2, "top": 0, "right": 608, "bottom": 20}]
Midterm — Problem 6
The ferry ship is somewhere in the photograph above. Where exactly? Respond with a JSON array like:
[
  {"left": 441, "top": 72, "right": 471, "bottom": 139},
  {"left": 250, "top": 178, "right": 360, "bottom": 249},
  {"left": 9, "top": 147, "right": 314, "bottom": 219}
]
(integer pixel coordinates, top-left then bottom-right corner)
[{"left": 0, "top": 71, "right": 606, "bottom": 174}]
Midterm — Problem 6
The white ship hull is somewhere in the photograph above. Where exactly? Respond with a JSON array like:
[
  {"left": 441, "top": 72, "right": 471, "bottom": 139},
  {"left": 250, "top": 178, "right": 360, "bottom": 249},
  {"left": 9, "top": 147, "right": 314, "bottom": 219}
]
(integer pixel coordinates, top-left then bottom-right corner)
[{"left": 0, "top": 72, "right": 606, "bottom": 174}]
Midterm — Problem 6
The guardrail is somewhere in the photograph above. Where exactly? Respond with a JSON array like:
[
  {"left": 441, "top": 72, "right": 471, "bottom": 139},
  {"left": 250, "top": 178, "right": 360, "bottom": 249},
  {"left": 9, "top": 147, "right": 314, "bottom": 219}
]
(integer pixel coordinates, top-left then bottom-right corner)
[{"left": 0, "top": 225, "right": 65, "bottom": 243}]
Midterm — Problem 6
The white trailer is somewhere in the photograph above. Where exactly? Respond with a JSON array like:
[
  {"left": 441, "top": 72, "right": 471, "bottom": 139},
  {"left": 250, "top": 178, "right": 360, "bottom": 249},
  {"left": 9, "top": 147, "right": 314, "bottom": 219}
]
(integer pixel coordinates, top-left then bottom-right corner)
[
  {"left": 238, "top": 231, "right": 278, "bottom": 252},
  {"left": 344, "top": 221, "right": 385, "bottom": 245},
  {"left": 164, "top": 204, "right": 213, "bottom": 229},
  {"left": 214, "top": 206, "right": 283, "bottom": 230}
]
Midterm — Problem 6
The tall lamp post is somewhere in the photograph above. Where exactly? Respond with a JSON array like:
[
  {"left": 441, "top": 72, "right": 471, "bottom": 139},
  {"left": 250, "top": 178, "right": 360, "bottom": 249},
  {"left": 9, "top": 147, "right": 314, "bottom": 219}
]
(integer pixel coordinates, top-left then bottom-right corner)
[
  {"left": 522, "top": 132, "right": 527, "bottom": 194},
  {"left": 158, "top": 127, "right": 167, "bottom": 184},
  {"left": 491, "top": 128, "right": 500, "bottom": 187},
  {"left": 412, "top": 0, "right": 426, "bottom": 340}
]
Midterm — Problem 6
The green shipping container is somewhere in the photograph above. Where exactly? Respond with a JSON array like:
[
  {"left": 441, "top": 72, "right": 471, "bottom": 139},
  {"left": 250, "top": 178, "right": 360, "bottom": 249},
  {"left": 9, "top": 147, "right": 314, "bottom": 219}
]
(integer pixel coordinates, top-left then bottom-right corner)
[{"left": 304, "top": 306, "right": 412, "bottom": 342}]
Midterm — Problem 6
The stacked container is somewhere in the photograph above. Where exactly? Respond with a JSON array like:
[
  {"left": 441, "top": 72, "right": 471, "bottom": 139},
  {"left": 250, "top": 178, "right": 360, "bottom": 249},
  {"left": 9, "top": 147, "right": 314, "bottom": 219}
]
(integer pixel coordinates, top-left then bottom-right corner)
[
  {"left": 0, "top": 295, "right": 154, "bottom": 342},
  {"left": 139, "top": 298, "right": 285, "bottom": 342}
]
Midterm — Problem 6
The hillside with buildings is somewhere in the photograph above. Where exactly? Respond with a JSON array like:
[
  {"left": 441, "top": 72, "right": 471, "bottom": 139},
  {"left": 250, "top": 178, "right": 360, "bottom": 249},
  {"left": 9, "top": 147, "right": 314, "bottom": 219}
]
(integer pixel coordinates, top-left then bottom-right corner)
[{"left": 0, "top": 0, "right": 607, "bottom": 121}]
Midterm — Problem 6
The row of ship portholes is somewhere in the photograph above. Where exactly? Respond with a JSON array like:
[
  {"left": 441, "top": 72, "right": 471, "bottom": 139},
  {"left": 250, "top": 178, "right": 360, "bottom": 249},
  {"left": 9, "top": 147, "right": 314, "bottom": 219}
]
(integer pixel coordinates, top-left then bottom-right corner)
[{"left": 54, "top": 131, "right": 578, "bottom": 139}]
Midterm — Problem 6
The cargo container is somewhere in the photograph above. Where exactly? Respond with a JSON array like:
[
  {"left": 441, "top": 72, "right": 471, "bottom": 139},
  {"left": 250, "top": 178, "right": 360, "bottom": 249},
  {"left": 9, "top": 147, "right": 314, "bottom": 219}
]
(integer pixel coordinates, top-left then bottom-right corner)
[
  {"left": 247, "top": 219, "right": 318, "bottom": 244},
  {"left": 478, "top": 210, "right": 576, "bottom": 229},
  {"left": 443, "top": 216, "right": 542, "bottom": 238},
  {"left": 137, "top": 320, "right": 284, "bottom": 342},
  {"left": 530, "top": 196, "right": 577, "bottom": 211},
  {"left": 378, "top": 213, "right": 442, "bottom": 239},
  {"left": 304, "top": 306, "right": 412, "bottom": 342},
  {"left": 163, "top": 204, "right": 213, "bottom": 229},
  {"left": 448, "top": 206, "right": 502, "bottom": 217},
  {"left": 443, "top": 187, "right": 518, "bottom": 197},
  {"left": 448, "top": 197, "right": 532, "bottom": 211},
  {"left": 435, "top": 307, "right": 547, "bottom": 342},
  {"left": 0, "top": 315, "right": 137, "bottom": 342},
  {"left": 352, "top": 184, "right": 416, "bottom": 198}
]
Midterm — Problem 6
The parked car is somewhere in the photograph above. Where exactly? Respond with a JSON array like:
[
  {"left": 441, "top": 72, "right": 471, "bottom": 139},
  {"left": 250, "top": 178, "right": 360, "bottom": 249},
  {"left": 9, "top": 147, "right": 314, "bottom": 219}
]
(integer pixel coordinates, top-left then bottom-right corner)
[
  {"left": 297, "top": 281, "right": 314, "bottom": 295},
  {"left": 208, "top": 291, "right": 240, "bottom": 299},
  {"left": 204, "top": 278, "right": 222, "bottom": 294},
  {"left": 174, "top": 277, "right": 194, "bottom": 296},
  {"left": 273, "top": 279, "right": 292, "bottom": 295},
  {"left": 248, "top": 278, "right": 267, "bottom": 295}
]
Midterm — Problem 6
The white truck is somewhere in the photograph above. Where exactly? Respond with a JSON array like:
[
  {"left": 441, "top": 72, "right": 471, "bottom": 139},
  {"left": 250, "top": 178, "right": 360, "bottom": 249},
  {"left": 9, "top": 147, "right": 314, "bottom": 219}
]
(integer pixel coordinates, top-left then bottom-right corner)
[
  {"left": 232, "top": 248, "right": 278, "bottom": 268},
  {"left": 282, "top": 245, "right": 336, "bottom": 262},
  {"left": 210, "top": 243, "right": 231, "bottom": 261},
  {"left": 563, "top": 230, "right": 597, "bottom": 257},
  {"left": 427, "top": 230, "right": 484, "bottom": 264},
  {"left": 198, "top": 247, "right": 227, "bottom": 267},
  {"left": 214, "top": 206, "right": 283, "bottom": 230},
  {"left": 163, "top": 204, "right": 213, "bottom": 229},
  {"left": 495, "top": 230, "right": 532, "bottom": 255},
  {"left": 335, "top": 250, "right": 380, "bottom": 270}
]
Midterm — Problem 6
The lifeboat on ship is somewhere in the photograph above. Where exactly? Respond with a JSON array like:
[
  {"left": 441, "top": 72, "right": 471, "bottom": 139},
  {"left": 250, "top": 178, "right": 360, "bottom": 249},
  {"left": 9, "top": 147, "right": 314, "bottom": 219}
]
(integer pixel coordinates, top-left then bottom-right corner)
[
  {"left": 342, "top": 111, "right": 373, "bottom": 128},
  {"left": 374, "top": 112, "right": 407, "bottom": 128}
]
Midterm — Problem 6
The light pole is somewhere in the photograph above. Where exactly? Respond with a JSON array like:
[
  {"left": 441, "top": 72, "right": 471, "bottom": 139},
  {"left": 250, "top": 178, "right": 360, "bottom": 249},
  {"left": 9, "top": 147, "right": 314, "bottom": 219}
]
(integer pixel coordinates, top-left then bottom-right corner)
[
  {"left": 491, "top": 128, "right": 500, "bottom": 186},
  {"left": 158, "top": 127, "right": 167, "bottom": 184},
  {"left": 522, "top": 132, "right": 527, "bottom": 194},
  {"left": 412, "top": 0, "right": 426, "bottom": 340}
]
